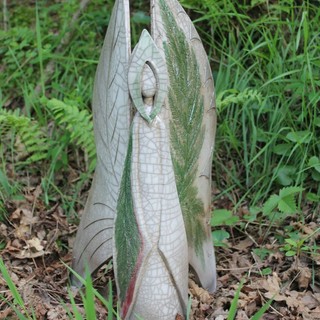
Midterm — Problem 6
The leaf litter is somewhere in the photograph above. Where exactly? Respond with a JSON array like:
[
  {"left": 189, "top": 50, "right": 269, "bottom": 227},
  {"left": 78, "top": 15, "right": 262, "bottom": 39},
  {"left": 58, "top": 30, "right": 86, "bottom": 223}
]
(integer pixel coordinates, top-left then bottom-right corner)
[{"left": 0, "top": 185, "right": 320, "bottom": 319}]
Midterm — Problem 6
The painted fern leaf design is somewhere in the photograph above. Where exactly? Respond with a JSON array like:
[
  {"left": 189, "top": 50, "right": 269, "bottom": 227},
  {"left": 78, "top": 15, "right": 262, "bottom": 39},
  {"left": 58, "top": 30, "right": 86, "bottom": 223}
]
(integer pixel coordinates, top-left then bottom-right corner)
[
  {"left": 160, "top": 0, "right": 206, "bottom": 255},
  {"left": 155, "top": 0, "right": 217, "bottom": 292},
  {"left": 114, "top": 133, "right": 141, "bottom": 307}
]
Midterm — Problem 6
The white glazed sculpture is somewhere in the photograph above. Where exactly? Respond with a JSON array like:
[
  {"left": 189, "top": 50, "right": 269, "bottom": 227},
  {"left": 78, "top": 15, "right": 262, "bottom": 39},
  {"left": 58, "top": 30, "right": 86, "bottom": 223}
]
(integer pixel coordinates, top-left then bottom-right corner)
[
  {"left": 71, "top": 0, "right": 131, "bottom": 287},
  {"left": 72, "top": 0, "right": 217, "bottom": 318}
]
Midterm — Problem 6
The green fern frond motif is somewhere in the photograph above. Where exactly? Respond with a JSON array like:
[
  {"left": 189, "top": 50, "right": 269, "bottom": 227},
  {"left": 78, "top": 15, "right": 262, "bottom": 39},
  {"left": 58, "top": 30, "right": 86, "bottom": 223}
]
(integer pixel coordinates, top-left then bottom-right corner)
[
  {"left": 46, "top": 98, "right": 96, "bottom": 170},
  {"left": 115, "top": 133, "right": 141, "bottom": 303},
  {"left": 159, "top": 0, "right": 206, "bottom": 255},
  {"left": 0, "top": 109, "right": 48, "bottom": 163}
]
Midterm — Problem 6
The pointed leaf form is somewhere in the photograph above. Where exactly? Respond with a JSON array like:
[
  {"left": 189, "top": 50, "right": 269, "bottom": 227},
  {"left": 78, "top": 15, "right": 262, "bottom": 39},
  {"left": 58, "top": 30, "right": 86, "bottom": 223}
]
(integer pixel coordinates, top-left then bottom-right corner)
[
  {"left": 114, "top": 31, "right": 188, "bottom": 319},
  {"left": 151, "top": 0, "right": 217, "bottom": 292},
  {"left": 71, "top": 0, "right": 131, "bottom": 286}
]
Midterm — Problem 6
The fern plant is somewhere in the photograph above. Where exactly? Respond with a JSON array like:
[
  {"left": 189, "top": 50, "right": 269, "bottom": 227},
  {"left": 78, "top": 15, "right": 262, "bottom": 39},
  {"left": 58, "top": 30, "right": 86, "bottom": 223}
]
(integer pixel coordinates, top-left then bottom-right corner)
[
  {"left": 0, "top": 99, "right": 96, "bottom": 173},
  {"left": 0, "top": 109, "right": 49, "bottom": 163},
  {"left": 216, "top": 88, "right": 263, "bottom": 112},
  {"left": 45, "top": 98, "right": 96, "bottom": 171}
]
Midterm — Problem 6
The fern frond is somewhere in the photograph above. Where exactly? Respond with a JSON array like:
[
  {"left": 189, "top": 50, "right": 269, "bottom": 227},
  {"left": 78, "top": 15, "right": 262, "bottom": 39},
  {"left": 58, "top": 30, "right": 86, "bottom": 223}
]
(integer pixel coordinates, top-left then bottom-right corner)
[
  {"left": 0, "top": 109, "right": 48, "bottom": 163},
  {"left": 216, "top": 88, "right": 263, "bottom": 112},
  {"left": 46, "top": 99, "right": 96, "bottom": 170}
]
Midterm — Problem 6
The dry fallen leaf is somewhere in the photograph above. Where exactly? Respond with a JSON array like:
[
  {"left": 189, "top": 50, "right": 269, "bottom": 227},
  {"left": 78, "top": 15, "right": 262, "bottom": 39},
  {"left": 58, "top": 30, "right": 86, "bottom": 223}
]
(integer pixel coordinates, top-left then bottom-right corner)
[
  {"left": 301, "top": 291, "right": 320, "bottom": 309},
  {"left": 298, "top": 267, "right": 311, "bottom": 289},
  {"left": 256, "top": 272, "right": 287, "bottom": 301},
  {"left": 26, "top": 237, "right": 45, "bottom": 251},
  {"left": 233, "top": 238, "right": 254, "bottom": 252},
  {"left": 189, "top": 279, "right": 212, "bottom": 304}
]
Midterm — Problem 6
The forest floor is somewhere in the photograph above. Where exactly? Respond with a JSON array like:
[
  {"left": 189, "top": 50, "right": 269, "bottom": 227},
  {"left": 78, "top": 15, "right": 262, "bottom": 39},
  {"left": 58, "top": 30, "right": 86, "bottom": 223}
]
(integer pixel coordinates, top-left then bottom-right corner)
[{"left": 1, "top": 184, "right": 319, "bottom": 319}]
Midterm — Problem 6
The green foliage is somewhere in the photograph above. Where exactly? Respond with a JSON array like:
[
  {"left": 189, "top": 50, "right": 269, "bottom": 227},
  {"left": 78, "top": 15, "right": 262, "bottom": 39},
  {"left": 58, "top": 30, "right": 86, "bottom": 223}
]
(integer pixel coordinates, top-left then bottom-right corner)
[
  {"left": 211, "top": 209, "right": 240, "bottom": 226},
  {"left": 227, "top": 279, "right": 244, "bottom": 320},
  {"left": 211, "top": 209, "right": 239, "bottom": 247},
  {"left": 211, "top": 230, "right": 230, "bottom": 248},
  {"left": 0, "top": 258, "right": 36, "bottom": 319},
  {"left": 0, "top": 108, "right": 49, "bottom": 163},
  {"left": 46, "top": 98, "right": 96, "bottom": 170},
  {"left": 262, "top": 187, "right": 304, "bottom": 216},
  {"left": 0, "top": 259, "right": 119, "bottom": 319},
  {"left": 216, "top": 88, "right": 262, "bottom": 112},
  {"left": 191, "top": 0, "right": 320, "bottom": 206},
  {"left": 280, "top": 227, "right": 320, "bottom": 258},
  {"left": 160, "top": 0, "right": 207, "bottom": 256}
]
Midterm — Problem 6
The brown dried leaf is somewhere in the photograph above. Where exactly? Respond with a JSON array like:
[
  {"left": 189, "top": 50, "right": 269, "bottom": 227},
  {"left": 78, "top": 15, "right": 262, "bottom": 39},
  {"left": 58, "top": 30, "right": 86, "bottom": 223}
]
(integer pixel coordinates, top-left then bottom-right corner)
[
  {"left": 258, "top": 273, "right": 286, "bottom": 301},
  {"left": 298, "top": 267, "right": 311, "bottom": 289},
  {"left": 233, "top": 238, "right": 254, "bottom": 252},
  {"left": 301, "top": 291, "right": 320, "bottom": 309},
  {"left": 189, "top": 279, "right": 212, "bottom": 304},
  {"left": 13, "top": 224, "right": 30, "bottom": 240},
  {"left": 26, "top": 237, "right": 45, "bottom": 251}
]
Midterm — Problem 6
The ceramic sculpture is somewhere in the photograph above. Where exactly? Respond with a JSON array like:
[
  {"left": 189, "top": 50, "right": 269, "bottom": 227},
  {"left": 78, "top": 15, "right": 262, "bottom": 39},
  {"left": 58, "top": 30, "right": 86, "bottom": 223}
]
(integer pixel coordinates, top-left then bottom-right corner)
[{"left": 72, "top": 0, "right": 217, "bottom": 318}]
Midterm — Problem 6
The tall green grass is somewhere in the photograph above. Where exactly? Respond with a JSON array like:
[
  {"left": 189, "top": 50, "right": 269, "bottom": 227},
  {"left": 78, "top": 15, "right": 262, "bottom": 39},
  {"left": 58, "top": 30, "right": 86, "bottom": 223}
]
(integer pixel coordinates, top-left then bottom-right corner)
[
  {"left": 2, "top": 1, "right": 318, "bottom": 210},
  {"left": 180, "top": 0, "right": 320, "bottom": 207}
]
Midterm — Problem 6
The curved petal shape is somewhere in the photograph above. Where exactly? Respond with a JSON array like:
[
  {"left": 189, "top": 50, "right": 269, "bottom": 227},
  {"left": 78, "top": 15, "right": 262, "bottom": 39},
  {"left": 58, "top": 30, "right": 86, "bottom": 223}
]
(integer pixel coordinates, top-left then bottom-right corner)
[
  {"left": 151, "top": 0, "right": 217, "bottom": 292},
  {"left": 71, "top": 0, "right": 131, "bottom": 286}
]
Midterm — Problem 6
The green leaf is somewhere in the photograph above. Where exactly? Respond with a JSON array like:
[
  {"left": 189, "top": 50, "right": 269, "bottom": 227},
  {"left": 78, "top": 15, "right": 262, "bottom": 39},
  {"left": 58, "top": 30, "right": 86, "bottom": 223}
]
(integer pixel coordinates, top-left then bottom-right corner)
[
  {"left": 253, "top": 248, "right": 272, "bottom": 260},
  {"left": 286, "top": 130, "right": 312, "bottom": 144},
  {"left": 272, "top": 143, "right": 291, "bottom": 156},
  {"left": 211, "top": 209, "right": 239, "bottom": 226},
  {"left": 314, "top": 117, "right": 320, "bottom": 127},
  {"left": 212, "top": 230, "right": 230, "bottom": 247},
  {"left": 278, "top": 197, "right": 296, "bottom": 213},
  {"left": 263, "top": 195, "right": 280, "bottom": 216},
  {"left": 279, "top": 186, "right": 304, "bottom": 198},
  {"left": 285, "top": 238, "right": 298, "bottom": 247},
  {"left": 227, "top": 279, "right": 245, "bottom": 320},
  {"left": 275, "top": 166, "right": 296, "bottom": 186},
  {"left": 261, "top": 267, "right": 272, "bottom": 276},
  {"left": 311, "top": 171, "right": 320, "bottom": 182},
  {"left": 308, "top": 156, "right": 320, "bottom": 173},
  {"left": 0, "top": 241, "right": 6, "bottom": 250},
  {"left": 83, "top": 271, "right": 96, "bottom": 320},
  {"left": 306, "top": 192, "right": 320, "bottom": 202},
  {"left": 251, "top": 297, "right": 273, "bottom": 319},
  {"left": 278, "top": 187, "right": 303, "bottom": 214},
  {"left": 285, "top": 250, "right": 296, "bottom": 257}
]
